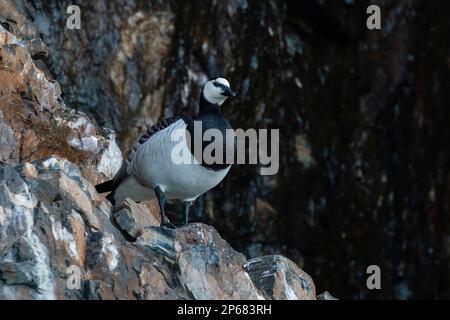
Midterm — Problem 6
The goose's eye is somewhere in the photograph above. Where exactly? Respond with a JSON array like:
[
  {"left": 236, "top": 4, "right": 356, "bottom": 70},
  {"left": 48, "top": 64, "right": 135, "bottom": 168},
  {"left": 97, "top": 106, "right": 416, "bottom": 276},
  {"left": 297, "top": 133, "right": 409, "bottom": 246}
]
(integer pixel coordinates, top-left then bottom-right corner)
[{"left": 213, "top": 81, "right": 219, "bottom": 87}]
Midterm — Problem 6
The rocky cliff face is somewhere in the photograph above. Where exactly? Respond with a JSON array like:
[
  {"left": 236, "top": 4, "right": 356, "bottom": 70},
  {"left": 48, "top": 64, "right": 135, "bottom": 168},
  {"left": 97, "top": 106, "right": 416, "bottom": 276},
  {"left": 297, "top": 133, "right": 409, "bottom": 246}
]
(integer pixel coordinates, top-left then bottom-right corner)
[
  {"left": 0, "top": 156, "right": 318, "bottom": 299},
  {"left": 0, "top": 0, "right": 324, "bottom": 300},
  {"left": 0, "top": 156, "right": 318, "bottom": 300},
  {"left": 2, "top": 0, "right": 450, "bottom": 299}
]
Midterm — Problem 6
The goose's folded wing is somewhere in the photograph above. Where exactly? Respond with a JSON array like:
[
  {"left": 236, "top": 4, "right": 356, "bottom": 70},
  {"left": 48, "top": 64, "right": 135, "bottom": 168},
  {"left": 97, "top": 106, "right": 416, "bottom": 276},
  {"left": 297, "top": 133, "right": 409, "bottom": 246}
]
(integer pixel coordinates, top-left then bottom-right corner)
[{"left": 125, "top": 115, "right": 189, "bottom": 164}]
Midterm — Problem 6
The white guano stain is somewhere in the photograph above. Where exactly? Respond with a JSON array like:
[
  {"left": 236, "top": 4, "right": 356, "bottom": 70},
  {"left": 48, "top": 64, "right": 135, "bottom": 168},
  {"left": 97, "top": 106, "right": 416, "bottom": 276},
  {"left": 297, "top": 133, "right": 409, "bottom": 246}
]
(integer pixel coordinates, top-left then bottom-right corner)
[
  {"left": 0, "top": 180, "right": 56, "bottom": 299},
  {"left": 101, "top": 234, "right": 119, "bottom": 272},
  {"left": 20, "top": 201, "right": 55, "bottom": 299},
  {"left": 97, "top": 136, "right": 123, "bottom": 179},
  {"left": 49, "top": 215, "right": 79, "bottom": 262}
]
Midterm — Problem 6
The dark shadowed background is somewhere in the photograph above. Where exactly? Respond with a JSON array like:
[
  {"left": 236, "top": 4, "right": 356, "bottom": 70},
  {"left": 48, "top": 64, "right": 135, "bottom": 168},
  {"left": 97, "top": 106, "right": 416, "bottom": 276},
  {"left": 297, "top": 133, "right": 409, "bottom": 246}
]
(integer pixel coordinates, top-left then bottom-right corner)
[{"left": 13, "top": 0, "right": 450, "bottom": 299}]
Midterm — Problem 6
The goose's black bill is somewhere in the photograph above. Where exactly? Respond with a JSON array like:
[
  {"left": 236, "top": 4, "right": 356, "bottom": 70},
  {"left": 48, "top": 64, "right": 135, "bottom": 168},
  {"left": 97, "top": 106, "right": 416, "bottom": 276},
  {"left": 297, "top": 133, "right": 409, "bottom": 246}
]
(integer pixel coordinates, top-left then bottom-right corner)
[{"left": 222, "top": 87, "right": 236, "bottom": 97}]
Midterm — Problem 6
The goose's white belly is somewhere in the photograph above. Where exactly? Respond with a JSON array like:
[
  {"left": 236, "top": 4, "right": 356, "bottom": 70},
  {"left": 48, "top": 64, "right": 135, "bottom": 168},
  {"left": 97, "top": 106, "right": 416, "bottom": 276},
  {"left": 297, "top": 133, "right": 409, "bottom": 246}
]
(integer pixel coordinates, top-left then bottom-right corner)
[{"left": 127, "top": 120, "right": 230, "bottom": 201}]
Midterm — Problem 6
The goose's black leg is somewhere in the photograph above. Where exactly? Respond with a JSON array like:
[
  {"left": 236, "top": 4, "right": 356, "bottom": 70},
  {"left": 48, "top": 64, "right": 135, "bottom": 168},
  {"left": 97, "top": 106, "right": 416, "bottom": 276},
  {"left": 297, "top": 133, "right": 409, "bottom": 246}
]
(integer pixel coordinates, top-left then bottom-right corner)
[
  {"left": 182, "top": 201, "right": 193, "bottom": 226},
  {"left": 155, "top": 186, "right": 175, "bottom": 229}
]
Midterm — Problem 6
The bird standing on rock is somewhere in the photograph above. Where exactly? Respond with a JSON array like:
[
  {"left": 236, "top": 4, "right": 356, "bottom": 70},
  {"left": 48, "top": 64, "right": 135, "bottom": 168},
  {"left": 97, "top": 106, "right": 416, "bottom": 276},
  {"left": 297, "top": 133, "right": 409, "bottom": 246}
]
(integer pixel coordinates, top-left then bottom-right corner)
[{"left": 95, "top": 78, "right": 236, "bottom": 228}]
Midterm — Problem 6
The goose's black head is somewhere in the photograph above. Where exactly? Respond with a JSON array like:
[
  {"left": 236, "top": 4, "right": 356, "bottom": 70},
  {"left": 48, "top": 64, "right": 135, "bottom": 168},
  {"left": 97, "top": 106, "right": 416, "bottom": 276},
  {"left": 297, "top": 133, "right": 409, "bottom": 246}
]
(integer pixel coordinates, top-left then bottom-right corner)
[{"left": 201, "top": 77, "right": 236, "bottom": 106}]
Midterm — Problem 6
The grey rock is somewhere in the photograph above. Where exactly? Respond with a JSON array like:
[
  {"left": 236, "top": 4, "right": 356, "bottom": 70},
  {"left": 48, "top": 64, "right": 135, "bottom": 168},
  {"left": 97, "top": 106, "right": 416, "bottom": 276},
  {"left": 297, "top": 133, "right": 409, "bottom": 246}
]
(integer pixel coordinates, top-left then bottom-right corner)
[
  {"left": 317, "top": 291, "right": 338, "bottom": 300},
  {"left": 0, "top": 118, "right": 16, "bottom": 164},
  {"left": 0, "top": 158, "right": 319, "bottom": 300},
  {"left": 245, "top": 255, "right": 316, "bottom": 300},
  {"left": 113, "top": 198, "right": 159, "bottom": 238},
  {"left": 0, "top": 261, "right": 36, "bottom": 286},
  {"left": 137, "top": 224, "right": 265, "bottom": 300}
]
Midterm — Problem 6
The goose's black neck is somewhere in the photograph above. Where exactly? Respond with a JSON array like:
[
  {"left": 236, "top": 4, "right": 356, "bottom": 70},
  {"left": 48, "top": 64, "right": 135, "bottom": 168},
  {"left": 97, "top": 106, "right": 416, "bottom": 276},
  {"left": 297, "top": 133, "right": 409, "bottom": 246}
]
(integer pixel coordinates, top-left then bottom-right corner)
[{"left": 198, "top": 92, "right": 221, "bottom": 116}]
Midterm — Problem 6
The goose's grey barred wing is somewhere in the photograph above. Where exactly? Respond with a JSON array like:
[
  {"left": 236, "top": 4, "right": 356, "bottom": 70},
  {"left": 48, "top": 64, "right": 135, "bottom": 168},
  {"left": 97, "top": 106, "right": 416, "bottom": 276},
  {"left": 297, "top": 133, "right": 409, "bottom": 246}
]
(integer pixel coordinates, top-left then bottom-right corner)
[
  {"left": 126, "top": 116, "right": 186, "bottom": 164},
  {"left": 95, "top": 116, "right": 189, "bottom": 199},
  {"left": 127, "top": 116, "right": 194, "bottom": 190}
]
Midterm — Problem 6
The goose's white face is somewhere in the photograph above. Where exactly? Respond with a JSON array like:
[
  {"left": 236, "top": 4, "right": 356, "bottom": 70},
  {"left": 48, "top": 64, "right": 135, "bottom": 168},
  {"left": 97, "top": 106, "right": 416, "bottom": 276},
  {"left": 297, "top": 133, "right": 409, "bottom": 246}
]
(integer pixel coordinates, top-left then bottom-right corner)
[{"left": 202, "top": 78, "right": 236, "bottom": 105}]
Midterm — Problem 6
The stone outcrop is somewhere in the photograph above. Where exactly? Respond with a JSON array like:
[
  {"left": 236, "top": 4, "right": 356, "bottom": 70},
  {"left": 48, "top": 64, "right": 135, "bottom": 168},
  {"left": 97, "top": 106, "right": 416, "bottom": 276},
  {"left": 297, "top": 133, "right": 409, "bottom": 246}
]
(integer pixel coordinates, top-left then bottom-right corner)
[
  {"left": 245, "top": 255, "right": 316, "bottom": 300},
  {"left": 0, "top": 1, "right": 328, "bottom": 300},
  {"left": 0, "top": 157, "right": 321, "bottom": 299}
]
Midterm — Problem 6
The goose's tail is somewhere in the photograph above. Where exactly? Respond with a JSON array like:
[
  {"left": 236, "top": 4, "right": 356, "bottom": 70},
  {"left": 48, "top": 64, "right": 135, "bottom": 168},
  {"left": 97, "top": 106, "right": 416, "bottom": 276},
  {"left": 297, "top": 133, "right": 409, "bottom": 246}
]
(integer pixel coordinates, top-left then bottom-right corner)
[
  {"left": 95, "top": 180, "right": 115, "bottom": 205},
  {"left": 95, "top": 180, "right": 113, "bottom": 193}
]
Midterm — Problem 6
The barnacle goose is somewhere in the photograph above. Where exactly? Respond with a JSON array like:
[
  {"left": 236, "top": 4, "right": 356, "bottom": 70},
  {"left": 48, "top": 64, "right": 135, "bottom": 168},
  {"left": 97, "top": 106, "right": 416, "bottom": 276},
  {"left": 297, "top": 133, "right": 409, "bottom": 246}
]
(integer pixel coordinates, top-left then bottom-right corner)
[{"left": 95, "top": 77, "right": 236, "bottom": 228}]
